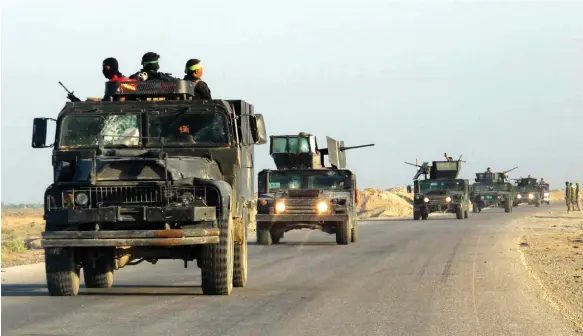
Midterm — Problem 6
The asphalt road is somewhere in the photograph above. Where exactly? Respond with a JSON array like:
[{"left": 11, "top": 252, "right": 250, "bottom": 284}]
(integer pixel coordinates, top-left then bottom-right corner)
[{"left": 2, "top": 204, "right": 578, "bottom": 336}]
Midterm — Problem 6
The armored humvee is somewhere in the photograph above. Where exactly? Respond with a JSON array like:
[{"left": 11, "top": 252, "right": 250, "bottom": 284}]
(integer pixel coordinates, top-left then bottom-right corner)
[
  {"left": 31, "top": 79, "right": 267, "bottom": 296},
  {"left": 255, "top": 133, "right": 373, "bottom": 245},
  {"left": 406, "top": 155, "right": 471, "bottom": 220},
  {"left": 513, "top": 177, "right": 546, "bottom": 207},
  {"left": 470, "top": 168, "right": 516, "bottom": 213}
]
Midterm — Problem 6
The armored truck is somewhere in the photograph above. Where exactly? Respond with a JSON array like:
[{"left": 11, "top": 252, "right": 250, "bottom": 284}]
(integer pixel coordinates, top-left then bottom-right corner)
[
  {"left": 31, "top": 79, "right": 267, "bottom": 296},
  {"left": 406, "top": 155, "right": 471, "bottom": 220},
  {"left": 470, "top": 169, "right": 516, "bottom": 213},
  {"left": 255, "top": 133, "right": 373, "bottom": 245},
  {"left": 513, "top": 177, "right": 545, "bottom": 207}
]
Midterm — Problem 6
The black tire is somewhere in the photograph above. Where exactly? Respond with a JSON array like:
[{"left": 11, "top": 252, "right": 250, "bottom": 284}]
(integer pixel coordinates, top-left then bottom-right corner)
[
  {"left": 45, "top": 247, "right": 80, "bottom": 296},
  {"left": 256, "top": 226, "right": 272, "bottom": 245},
  {"left": 421, "top": 211, "right": 429, "bottom": 220},
  {"left": 456, "top": 206, "right": 463, "bottom": 220},
  {"left": 200, "top": 217, "right": 234, "bottom": 295},
  {"left": 464, "top": 210, "right": 469, "bottom": 219},
  {"left": 336, "top": 219, "right": 351, "bottom": 245},
  {"left": 472, "top": 204, "right": 478, "bottom": 213},
  {"left": 233, "top": 219, "right": 247, "bottom": 288},
  {"left": 83, "top": 257, "right": 114, "bottom": 289},
  {"left": 271, "top": 231, "right": 282, "bottom": 244},
  {"left": 351, "top": 219, "right": 358, "bottom": 243},
  {"left": 535, "top": 201, "right": 540, "bottom": 207},
  {"left": 413, "top": 210, "right": 421, "bottom": 220},
  {"left": 504, "top": 199, "right": 512, "bottom": 213}
]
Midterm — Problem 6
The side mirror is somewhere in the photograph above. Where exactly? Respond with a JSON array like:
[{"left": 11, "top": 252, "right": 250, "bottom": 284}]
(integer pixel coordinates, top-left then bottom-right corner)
[
  {"left": 250, "top": 114, "right": 267, "bottom": 145},
  {"left": 406, "top": 185, "right": 412, "bottom": 193},
  {"left": 32, "top": 118, "right": 55, "bottom": 148}
]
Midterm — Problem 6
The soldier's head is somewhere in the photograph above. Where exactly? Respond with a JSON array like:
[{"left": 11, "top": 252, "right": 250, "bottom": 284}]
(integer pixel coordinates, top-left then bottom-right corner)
[
  {"left": 141, "top": 52, "right": 160, "bottom": 73},
  {"left": 184, "top": 59, "right": 203, "bottom": 80},
  {"left": 566, "top": 181, "right": 570, "bottom": 186},
  {"left": 102, "top": 57, "right": 121, "bottom": 80}
]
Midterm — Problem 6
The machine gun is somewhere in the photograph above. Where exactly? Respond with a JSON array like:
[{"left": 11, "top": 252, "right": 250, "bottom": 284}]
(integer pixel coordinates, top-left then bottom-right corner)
[
  {"left": 59, "top": 81, "right": 81, "bottom": 102},
  {"left": 475, "top": 166, "right": 518, "bottom": 183},
  {"left": 406, "top": 152, "right": 465, "bottom": 181},
  {"left": 320, "top": 138, "right": 375, "bottom": 169}
]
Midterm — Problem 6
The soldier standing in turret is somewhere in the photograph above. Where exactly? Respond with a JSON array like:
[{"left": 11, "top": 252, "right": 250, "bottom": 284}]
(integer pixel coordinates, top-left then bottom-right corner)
[{"left": 566, "top": 181, "right": 572, "bottom": 212}]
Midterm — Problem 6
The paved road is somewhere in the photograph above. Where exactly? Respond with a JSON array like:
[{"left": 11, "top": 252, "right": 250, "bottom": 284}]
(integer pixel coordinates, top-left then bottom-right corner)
[{"left": 2, "top": 204, "right": 578, "bottom": 336}]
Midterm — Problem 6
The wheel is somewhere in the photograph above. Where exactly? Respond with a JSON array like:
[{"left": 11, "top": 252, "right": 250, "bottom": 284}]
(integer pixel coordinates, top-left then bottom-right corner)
[
  {"left": 472, "top": 204, "right": 478, "bottom": 213},
  {"left": 535, "top": 201, "right": 540, "bottom": 207},
  {"left": 256, "top": 225, "right": 272, "bottom": 245},
  {"left": 233, "top": 222, "right": 248, "bottom": 288},
  {"left": 270, "top": 231, "right": 282, "bottom": 244},
  {"left": 350, "top": 219, "right": 358, "bottom": 243},
  {"left": 421, "top": 211, "right": 429, "bottom": 220},
  {"left": 504, "top": 199, "right": 512, "bottom": 213},
  {"left": 200, "top": 217, "right": 234, "bottom": 295},
  {"left": 456, "top": 206, "right": 463, "bottom": 220},
  {"left": 335, "top": 219, "right": 351, "bottom": 245},
  {"left": 413, "top": 210, "right": 421, "bottom": 220},
  {"left": 45, "top": 247, "right": 80, "bottom": 296},
  {"left": 464, "top": 210, "right": 469, "bottom": 219},
  {"left": 83, "top": 252, "right": 114, "bottom": 289}
]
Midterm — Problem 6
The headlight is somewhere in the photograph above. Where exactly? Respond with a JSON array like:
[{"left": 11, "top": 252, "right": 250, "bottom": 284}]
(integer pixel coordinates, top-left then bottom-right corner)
[
  {"left": 446, "top": 196, "right": 452, "bottom": 202},
  {"left": 316, "top": 201, "right": 329, "bottom": 213},
  {"left": 275, "top": 201, "right": 286, "bottom": 213},
  {"left": 423, "top": 197, "right": 429, "bottom": 203},
  {"left": 544, "top": 192, "right": 549, "bottom": 196},
  {"left": 480, "top": 196, "right": 485, "bottom": 200},
  {"left": 517, "top": 194, "right": 522, "bottom": 199},
  {"left": 528, "top": 193, "right": 534, "bottom": 199},
  {"left": 75, "top": 192, "right": 89, "bottom": 206},
  {"left": 259, "top": 199, "right": 268, "bottom": 206},
  {"left": 63, "top": 192, "right": 75, "bottom": 208}
]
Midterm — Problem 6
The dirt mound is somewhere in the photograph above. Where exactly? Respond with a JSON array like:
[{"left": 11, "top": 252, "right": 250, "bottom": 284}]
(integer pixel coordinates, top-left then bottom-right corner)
[{"left": 357, "top": 187, "right": 413, "bottom": 219}]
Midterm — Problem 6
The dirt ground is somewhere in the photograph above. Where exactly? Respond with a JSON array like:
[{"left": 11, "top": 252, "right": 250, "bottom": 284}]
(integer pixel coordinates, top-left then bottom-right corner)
[
  {"left": 1, "top": 208, "right": 45, "bottom": 268},
  {"left": 517, "top": 209, "right": 583, "bottom": 332}
]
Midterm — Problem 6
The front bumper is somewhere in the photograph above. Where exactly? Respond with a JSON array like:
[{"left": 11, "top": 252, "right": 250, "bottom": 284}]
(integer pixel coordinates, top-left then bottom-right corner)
[
  {"left": 256, "top": 214, "right": 348, "bottom": 222},
  {"left": 41, "top": 227, "right": 220, "bottom": 248},
  {"left": 46, "top": 206, "right": 217, "bottom": 224}
]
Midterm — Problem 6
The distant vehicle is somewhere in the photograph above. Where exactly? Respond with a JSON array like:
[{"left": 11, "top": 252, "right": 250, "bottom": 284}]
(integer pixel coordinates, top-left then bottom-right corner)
[
  {"left": 31, "top": 79, "right": 267, "bottom": 296},
  {"left": 255, "top": 133, "right": 374, "bottom": 245},
  {"left": 406, "top": 153, "right": 471, "bottom": 220},
  {"left": 470, "top": 167, "right": 517, "bottom": 213},
  {"left": 513, "top": 177, "right": 548, "bottom": 207}
]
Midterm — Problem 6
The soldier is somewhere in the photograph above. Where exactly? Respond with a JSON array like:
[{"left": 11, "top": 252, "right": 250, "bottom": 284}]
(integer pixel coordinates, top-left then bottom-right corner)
[
  {"left": 576, "top": 182, "right": 581, "bottom": 211},
  {"left": 183, "top": 59, "right": 212, "bottom": 99},
  {"left": 566, "top": 181, "right": 572, "bottom": 212},
  {"left": 129, "top": 52, "right": 175, "bottom": 81},
  {"left": 571, "top": 182, "right": 578, "bottom": 211},
  {"left": 486, "top": 167, "right": 492, "bottom": 174}
]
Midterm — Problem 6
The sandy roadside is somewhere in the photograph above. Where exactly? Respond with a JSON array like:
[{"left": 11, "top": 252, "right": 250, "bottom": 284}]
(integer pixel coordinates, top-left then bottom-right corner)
[{"left": 516, "top": 208, "right": 583, "bottom": 332}]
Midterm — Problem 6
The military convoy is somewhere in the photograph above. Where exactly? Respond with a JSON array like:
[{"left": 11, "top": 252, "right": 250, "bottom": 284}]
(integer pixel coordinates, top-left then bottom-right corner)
[
  {"left": 255, "top": 133, "right": 374, "bottom": 245},
  {"left": 513, "top": 177, "right": 550, "bottom": 207},
  {"left": 470, "top": 168, "right": 516, "bottom": 213},
  {"left": 406, "top": 154, "right": 471, "bottom": 220},
  {"left": 32, "top": 79, "right": 267, "bottom": 296}
]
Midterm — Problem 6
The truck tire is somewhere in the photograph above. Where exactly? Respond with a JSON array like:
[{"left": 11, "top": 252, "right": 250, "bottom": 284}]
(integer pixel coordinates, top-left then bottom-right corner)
[
  {"left": 421, "top": 211, "right": 429, "bottom": 220},
  {"left": 456, "top": 206, "right": 463, "bottom": 220},
  {"left": 271, "top": 231, "right": 282, "bottom": 244},
  {"left": 336, "top": 219, "right": 351, "bottom": 245},
  {"left": 464, "top": 209, "right": 469, "bottom": 219},
  {"left": 413, "top": 210, "right": 421, "bottom": 220},
  {"left": 45, "top": 247, "right": 80, "bottom": 296},
  {"left": 201, "top": 217, "right": 234, "bottom": 295},
  {"left": 351, "top": 219, "right": 358, "bottom": 243},
  {"left": 535, "top": 200, "right": 540, "bottom": 207},
  {"left": 233, "top": 217, "right": 248, "bottom": 288},
  {"left": 472, "top": 204, "right": 478, "bottom": 213},
  {"left": 83, "top": 256, "right": 114, "bottom": 289},
  {"left": 504, "top": 199, "right": 512, "bottom": 213},
  {"left": 256, "top": 224, "right": 272, "bottom": 245}
]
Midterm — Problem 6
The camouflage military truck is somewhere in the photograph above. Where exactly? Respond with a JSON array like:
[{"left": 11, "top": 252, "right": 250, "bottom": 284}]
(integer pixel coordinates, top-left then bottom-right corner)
[
  {"left": 31, "top": 79, "right": 267, "bottom": 296},
  {"left": 470, "top": 168, "right": 516, "bottom": 213},
  {"left": 255, "top": 133, "right": 374, "bottom": 245},
  {"left": 513, "top": 177, "right": 545, "bottom": 207},
  {"left": 406, "top": 154, "right": 471, "bottom": 220}
]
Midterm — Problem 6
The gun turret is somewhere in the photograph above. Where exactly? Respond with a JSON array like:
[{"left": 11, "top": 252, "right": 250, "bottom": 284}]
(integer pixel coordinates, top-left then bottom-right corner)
[{"left": 269, "top": 133, "right": 374, "bottom": 170}]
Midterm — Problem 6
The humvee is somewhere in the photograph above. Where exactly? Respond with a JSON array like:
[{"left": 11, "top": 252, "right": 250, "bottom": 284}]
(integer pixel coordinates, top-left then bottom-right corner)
[
  {"left": 406, "top": 155, "right": 471, "bottom": 220},
  {"left": 513, "top": 177, "right": 546, "bottom": 207},
  {"left": 31, "top": 79, "right": 267, "bottom": 296},
  {"left": 255, "top": 133, "right": 374, "bottom": 245},
  {"left": 470, "top": 168, "right": 516, "bottom": 213}
]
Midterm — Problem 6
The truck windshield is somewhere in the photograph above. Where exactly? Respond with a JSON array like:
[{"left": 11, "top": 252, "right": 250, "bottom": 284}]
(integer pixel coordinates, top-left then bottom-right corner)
[
  {"left": 268, "top": 171, "right": 351, "bottom": 191},
  {"left": 59, "top": 114, "right": 141, "bottom": 148},
  {"left": 473, "top": 183, "right": 510, "bottom": 192},
  {"left": 148, "top": 112, "right": 229, "bottom": 146},
  {"left": 419, "top": 180, "right": 463, "bottom": 193}
]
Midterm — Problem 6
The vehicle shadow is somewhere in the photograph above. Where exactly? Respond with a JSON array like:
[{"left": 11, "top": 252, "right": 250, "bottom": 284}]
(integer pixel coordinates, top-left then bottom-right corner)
[{"left": 1, "top": 284, "right": 203, "bottom": 297}]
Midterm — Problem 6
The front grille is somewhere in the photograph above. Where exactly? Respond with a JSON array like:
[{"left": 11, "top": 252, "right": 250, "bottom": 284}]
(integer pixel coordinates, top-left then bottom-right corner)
[{"left": 285, "top": 198, "right": 319, "bottom": 214}]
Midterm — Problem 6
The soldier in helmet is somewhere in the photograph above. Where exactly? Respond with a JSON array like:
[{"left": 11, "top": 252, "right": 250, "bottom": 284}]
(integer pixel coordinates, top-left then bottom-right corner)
[
  {"left": 575, "top": 182, "right": 581, "bottom": 211},
  {"left": 570, "top": 182, "right": 578, "bottom": 211},
  {"left": 566, "top": 181, "right": 573, "bottom": 212},
  {"left": 183, "top": 59, "right": 212, "bottom": 99}
]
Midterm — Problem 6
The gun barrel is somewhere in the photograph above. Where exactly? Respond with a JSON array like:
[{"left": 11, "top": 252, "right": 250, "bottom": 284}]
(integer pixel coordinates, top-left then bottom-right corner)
[
  {"left": 404, "top": 161, "right": 421, "bottom": 167},
  {"left": 503, "top": 166, "right": 519, "bottom": 173},
  {"left": 340, "top": 144, "right": 375, "bottom": 151},
  {"left": 58, "top": 81, "right": 72, "bottom": 94}
]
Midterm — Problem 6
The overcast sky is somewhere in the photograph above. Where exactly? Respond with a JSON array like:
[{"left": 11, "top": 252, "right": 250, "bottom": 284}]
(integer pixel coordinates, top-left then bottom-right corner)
[{"left": 2, "top": 0, "right": 582, "bottom": 203}]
